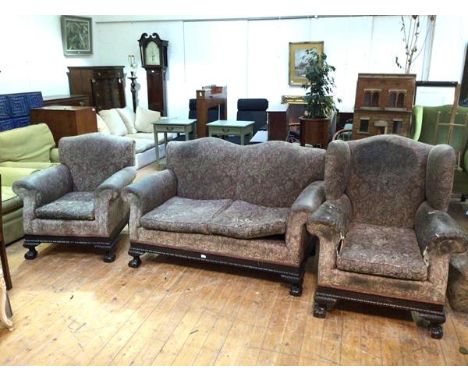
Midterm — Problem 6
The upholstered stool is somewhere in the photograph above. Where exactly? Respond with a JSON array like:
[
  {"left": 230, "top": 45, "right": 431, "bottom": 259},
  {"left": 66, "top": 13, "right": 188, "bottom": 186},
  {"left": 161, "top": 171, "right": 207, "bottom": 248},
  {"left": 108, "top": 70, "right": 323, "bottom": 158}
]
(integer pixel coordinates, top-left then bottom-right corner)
[{"left": 448, "top": 253, "right": 468, "bottom": 313}]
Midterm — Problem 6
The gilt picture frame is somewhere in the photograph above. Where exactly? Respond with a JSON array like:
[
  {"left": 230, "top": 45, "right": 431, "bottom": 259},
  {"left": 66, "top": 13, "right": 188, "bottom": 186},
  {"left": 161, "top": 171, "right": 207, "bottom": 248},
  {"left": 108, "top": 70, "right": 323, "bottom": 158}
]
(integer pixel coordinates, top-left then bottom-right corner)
[
  {"left": 61, "top": 15, "right": 93, "bottom": 56},
  {"left": 289, "top": 41, "right": 324, "bottom": 86}
]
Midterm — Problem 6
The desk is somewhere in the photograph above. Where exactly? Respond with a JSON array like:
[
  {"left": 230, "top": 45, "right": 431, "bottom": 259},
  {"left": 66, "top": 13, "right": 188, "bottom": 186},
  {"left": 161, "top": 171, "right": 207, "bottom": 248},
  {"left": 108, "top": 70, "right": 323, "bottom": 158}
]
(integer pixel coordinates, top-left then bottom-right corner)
[
  {"left": 153, "top": 118, "right": 197, "bottom": 164},
  {"left": 207, "top": 120, "right": 254, "bottom": 145},
  {"left": 196, "top": 87, "right": 227, "bottom": 138}
]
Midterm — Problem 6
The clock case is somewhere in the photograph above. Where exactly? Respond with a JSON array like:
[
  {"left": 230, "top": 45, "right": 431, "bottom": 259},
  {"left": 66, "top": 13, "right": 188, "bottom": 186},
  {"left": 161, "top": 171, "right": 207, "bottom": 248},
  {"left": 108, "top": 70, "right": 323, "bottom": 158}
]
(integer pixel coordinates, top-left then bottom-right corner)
[{"left": 138, "top": 33, "right": 169, "bottom": 116}]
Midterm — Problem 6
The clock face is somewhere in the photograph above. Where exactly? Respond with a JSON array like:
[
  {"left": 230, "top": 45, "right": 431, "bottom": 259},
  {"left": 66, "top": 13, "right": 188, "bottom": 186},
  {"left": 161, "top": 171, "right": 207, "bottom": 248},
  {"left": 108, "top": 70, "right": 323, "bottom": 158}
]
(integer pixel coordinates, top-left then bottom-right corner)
[{"left": 145, "top": 41, "right": 160, "bottom": 65}]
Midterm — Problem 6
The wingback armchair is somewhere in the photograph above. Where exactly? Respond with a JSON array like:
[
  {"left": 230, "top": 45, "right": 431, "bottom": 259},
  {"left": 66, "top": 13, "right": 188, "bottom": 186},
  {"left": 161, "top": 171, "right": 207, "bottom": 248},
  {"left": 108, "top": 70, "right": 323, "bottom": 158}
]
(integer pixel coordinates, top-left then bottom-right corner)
[
  {"left": 13, "top": 133, "right": 136, "bottom": 263},
  {"left": 307, "top": 135, "right": 468, "bottom": 339}
]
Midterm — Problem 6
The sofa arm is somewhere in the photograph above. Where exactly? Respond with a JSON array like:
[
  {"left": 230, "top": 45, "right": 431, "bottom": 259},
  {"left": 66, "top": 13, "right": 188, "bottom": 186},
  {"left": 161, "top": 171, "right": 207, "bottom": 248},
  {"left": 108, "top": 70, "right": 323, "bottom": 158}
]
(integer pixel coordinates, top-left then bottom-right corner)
[
  {"left": 12, "top": 164, "right": 73, "bottom": 208},
  {"left": 415, "top": 201, "right": 468, "bottom": 256},
  {"left": 50, "top": 148, "right": 60, "bottom": 163},
  {"left": 96, "top": 166, "right": 137, "bottom": 201},
  {"left": 0, "top": 167, "right": 38, "bottom": 186},
  {"left": 307, "top": 194, "right": 352, "bottom": 243},
  {"left": 285, "top": 181, "right": 325, "bottom": 260},
  {"left": 122, "top": 169, "right": 177, "bottom": 228}
]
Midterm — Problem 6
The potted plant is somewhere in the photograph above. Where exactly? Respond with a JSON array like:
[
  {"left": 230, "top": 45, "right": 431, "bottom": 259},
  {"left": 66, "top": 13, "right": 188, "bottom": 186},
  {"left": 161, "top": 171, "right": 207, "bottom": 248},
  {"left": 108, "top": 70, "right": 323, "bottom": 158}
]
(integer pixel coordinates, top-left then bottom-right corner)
[{"left": 300, "top": 49, "right": 339, "bottom": 147}]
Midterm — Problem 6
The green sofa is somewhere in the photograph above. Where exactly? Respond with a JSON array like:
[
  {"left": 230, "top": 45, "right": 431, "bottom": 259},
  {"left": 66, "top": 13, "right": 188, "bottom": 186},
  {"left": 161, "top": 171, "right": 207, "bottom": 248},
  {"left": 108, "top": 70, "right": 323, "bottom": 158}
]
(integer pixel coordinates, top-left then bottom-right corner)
[
  {"left": 411, "top": 104, "right": 468, "bottom": 198},
  {"left": 0, "top": 123, "right": 59, "bottom": 244}
]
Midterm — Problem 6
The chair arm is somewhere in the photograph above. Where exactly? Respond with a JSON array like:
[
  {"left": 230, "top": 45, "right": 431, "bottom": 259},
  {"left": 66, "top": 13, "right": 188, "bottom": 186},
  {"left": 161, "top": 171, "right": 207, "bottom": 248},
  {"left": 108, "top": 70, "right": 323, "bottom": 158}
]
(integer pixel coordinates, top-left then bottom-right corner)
[
  {"left": 12, "top": 164, "right": 73, "bottom": 208},
  {"left": 306, "top": 194, "right": 352, "bottom": 243},
  {"left": 122, "top": 169, "right": 177, "bottom": 221},
  {"left": 415, "top": 201, "right": 468, "bottom": 256},
  {"left": 0, "top": 167, "right": 38, "bottom": 186},
  {"left": 95, "top": 166, "right": 137, "bottom": 201},
  {"left": 50, "top": 148, "right": 60, "bottom": 163}
]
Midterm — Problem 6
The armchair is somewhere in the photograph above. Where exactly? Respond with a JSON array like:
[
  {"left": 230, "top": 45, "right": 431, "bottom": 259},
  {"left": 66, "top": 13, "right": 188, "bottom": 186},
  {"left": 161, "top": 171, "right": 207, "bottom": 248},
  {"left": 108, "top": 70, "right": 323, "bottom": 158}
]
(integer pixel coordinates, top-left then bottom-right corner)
[
  {"left": 13, "top": 133, "right": 136, "bottom": 263},
  {"left": 307, "top": 135, "right": 468, "bottom": 339}
]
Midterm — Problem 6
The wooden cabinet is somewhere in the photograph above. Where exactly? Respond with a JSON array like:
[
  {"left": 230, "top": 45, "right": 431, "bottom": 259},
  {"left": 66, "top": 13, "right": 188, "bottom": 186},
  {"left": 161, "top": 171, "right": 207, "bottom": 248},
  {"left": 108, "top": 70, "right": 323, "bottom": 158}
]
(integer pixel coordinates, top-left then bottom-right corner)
[
  {"left": 146, "top": 68, "right": 167, "bottom": 115},
  {"left": 267, "top": 104, "right": 290, "bottom": 141},
  {"left": 30, "top": 106, "right": 98, "bottom": 144},
  {"left": 67, "top": 66, "right": 126, "bottom": 112}
]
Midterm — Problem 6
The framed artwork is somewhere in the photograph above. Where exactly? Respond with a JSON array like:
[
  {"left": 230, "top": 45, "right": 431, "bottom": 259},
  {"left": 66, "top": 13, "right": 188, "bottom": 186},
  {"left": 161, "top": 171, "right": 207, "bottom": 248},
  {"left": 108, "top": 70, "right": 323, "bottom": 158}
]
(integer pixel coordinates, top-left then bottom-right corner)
[
  {"left": 61, "top": 15, "right": 93, "bottom": 56},
  {"left": 289, "top": 41, "right": 324, "bottom": 86}
]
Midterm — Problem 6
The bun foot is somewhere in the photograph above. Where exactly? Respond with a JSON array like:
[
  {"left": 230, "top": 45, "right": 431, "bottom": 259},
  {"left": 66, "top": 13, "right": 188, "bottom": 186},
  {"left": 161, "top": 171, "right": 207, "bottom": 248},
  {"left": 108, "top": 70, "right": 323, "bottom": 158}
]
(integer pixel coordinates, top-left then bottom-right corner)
[
  {"left": 24, "top": 247, "right": 38, "bottom": 260},
  {"left": 103, "top": 252, "right": 116, "bottom": 263},
  {"left": 430, "top": 324, "right": 443, "bottom": 339},
  {"left": 313, "top": 302, "right": 327, "bottom": 318},
  {"left": 290, "top": 284, "right": 303, "bottom": 297},
  {"left": 128, "top": 257, "right": 142, "bottom": 268}
]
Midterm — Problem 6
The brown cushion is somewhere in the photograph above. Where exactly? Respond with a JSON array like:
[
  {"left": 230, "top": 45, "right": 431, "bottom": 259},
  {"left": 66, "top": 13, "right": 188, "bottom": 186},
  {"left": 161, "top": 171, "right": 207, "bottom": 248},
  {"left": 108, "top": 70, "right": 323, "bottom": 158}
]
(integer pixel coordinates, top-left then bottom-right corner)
[
  {"left": 208, "top": 200, "right": 289, "bottom": 239},
  {"left": 140, "top": 197, "right": 232, "bottom": 235},
  {"left": 337, "top": 222, "right": 428, "bottom": 281},
  {"left": 35, "top": 192, "right": 95, "bottom": 221}
]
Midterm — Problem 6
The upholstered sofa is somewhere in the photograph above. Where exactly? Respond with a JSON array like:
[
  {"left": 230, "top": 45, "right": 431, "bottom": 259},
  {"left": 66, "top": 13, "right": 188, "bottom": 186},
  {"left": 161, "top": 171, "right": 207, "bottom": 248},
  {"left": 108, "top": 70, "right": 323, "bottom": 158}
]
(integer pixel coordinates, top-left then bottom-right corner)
[
  {"left": 307, "top": 135, "right": 468, "bottom": 338},
  {"left": 97, "top": 106, "right": 177, "bottom": 169},
  {"left": 0, "top": 123, "right": 59, "bottom": 244},
  {"left": 123, "top": 138, "right": 326, "bottom": 295}
]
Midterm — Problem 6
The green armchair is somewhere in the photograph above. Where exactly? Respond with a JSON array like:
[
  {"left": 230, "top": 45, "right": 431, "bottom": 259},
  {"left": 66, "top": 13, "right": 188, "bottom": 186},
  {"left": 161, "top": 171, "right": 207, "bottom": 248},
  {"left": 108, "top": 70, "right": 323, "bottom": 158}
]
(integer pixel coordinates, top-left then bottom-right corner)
[
  {"left": 411, "top": 104, "right": 468, "bottom": 199},
  {"left": 0, "top": 123, "right": 59, "bottom": 244}
]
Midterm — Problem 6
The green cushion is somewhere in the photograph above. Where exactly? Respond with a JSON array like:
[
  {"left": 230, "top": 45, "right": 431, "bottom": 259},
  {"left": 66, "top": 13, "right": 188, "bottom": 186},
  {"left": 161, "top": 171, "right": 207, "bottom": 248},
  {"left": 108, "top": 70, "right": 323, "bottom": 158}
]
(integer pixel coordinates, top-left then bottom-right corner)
[
  {"left": 1, "top": 186, "right": 22, "bottom": 214},
  {"left": 411, "top": 105, "right": 423, "bottom": 141},
  {"left": 2, "top": 208, "right": 24, "bottom": 245},
  {"left": 0, "top": 123, "right": 55, "bottom": 163},
  {"left": 0, "top": 166, "right": 39, "bottom": 186},
  {"left": 0, "top": 161, "right": 55, "bottom": 169}
]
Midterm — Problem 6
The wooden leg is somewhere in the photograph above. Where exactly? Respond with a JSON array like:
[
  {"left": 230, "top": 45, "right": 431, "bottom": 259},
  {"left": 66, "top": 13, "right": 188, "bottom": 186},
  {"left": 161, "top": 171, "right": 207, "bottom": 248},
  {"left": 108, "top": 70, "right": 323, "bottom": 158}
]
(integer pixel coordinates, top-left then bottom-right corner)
[
  {"left": 0, "top": 240, "right": 12, "bottom": 290},
  {"left": 280, "top": 274, "right": 303, "bottom": 297},
  {"left": 103, "top": 251, "right": 116, "bottom": 263},
  {"left": 24, "top": 245, "right": 38, "bottom": 260},
  {"left": 417, "top": 310, "right": 446, "bottom": 339},
  {"left": 128, "top": 256, "right": 142, "bottom": 268},
  {"left": 240, "top": 133, "right": 244, "bottom": 146},
  {"left": 313, "top": 291, "right": 338, "bottom": 318},
  {"left": 0, "top": 276, "right": 13, "bottom": 330}
]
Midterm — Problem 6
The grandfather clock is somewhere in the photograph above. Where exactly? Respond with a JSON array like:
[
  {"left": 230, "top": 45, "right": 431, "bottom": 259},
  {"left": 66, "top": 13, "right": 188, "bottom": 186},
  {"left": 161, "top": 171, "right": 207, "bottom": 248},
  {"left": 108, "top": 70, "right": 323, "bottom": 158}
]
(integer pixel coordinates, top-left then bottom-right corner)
[{"left": 138, "top": 33, "right": 168, "bottom": 115}]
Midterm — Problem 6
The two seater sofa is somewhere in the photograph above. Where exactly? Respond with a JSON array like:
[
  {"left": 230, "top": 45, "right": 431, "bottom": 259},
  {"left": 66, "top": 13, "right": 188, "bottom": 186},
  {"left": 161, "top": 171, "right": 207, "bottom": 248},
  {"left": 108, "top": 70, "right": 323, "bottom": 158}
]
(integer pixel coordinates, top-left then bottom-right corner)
[{"left": 123, "top": 138, "right": 326, "bottom": 295}]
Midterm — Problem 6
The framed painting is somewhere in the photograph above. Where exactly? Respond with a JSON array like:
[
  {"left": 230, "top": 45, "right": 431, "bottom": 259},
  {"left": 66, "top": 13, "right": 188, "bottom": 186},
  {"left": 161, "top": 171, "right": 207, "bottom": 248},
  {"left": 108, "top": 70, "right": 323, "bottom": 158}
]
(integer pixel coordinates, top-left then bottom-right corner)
[
  {"left": 61, "top": 15, "right": 93, "bottom": 56},
  {"left": 289, "top": 41, "right": 324, "bottom": 86}
]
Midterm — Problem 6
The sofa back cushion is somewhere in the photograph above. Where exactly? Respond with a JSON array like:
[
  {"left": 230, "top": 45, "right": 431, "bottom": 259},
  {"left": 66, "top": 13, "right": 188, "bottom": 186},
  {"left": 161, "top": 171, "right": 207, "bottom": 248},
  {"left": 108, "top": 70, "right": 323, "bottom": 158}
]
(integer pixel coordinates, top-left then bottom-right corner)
[
  {"left": 166, "top": 138, "right": 239, "bottom": 200},
  {"left": 346, "top": 135, "right": 431, "bottom": 228},
  {"left": 98, "top": 109, "right": 128, "bottom": 136},
  {"left": 135, "top": 106, "right": 161, "bottom": 133},
  {"left": 236, "top": 142, "right": 325, "bottom": 207},
  {"left": 167, "top": 138, "right": 325, "bottom": 207},
  {"left": 59, "top": 133, "right": 135, "bottom": 192},
  {"left": 0, "top": 123, "right": 54, "bottom": 163}
]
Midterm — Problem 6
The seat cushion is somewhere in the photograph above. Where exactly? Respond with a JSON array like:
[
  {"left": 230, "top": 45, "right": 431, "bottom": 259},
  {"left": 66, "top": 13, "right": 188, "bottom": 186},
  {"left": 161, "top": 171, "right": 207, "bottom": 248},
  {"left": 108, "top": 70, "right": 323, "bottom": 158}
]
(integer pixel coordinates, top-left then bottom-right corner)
[
  {"left": 337, "top": 223, "right": 428, "bottom": 281},
  {"left": 140, "top": 197, "right": 232, "bottom": 235},
  {"left": 133, "top": 139, "right": 155, "bottom": 154},
  {"left": 35, "top": 192, "right": 95, "bottom": 221},
  {"left": 209, "top": 200, "right": 289, "bottom": 239}
]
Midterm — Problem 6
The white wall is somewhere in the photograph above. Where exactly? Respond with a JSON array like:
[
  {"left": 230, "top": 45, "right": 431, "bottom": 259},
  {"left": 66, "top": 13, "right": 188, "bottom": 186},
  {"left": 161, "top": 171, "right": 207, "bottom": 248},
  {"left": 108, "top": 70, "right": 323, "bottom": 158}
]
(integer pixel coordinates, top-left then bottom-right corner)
[
  {"left": 1, "top": 15, "right": 466, "bottom": 113},
  {"left": 95, "top": 15, "right": 452, "bottom": 116},
  {"left": 0, "top": 15, "right": 96, "bottom": 96}
]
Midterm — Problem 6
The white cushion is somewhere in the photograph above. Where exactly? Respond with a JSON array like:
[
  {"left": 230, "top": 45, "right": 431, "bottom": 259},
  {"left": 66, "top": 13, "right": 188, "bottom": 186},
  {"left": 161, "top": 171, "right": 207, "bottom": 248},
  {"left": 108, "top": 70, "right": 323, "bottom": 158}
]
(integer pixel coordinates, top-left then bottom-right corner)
[
  {"left": 99, "top": 109, "right": 128, "bottom": 136},
  {"left": 135, "top": 106, "right": 161, "bottom": 133},
  {"left": 117, "top": 108, "right": 137, "bottom": 134},
  {"left": 96, "top": 114, "right": 111, "bottom": 134}
]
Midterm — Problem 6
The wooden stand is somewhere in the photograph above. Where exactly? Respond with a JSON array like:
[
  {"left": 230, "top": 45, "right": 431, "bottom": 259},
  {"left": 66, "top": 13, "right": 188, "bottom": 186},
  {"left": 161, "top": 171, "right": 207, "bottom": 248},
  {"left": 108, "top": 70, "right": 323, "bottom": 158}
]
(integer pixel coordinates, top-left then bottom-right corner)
[
  {"left": 195, "top": 87, "right": 227, "bottom": 138},
  {"left": 129, "top": 74, "right": 138, "bottom": 113},
  {"left": 31, "top": 106, "right": 98, "bottom": 144},
  {"left": 0, "top": 176, "right": 12, "bottom": 290}
]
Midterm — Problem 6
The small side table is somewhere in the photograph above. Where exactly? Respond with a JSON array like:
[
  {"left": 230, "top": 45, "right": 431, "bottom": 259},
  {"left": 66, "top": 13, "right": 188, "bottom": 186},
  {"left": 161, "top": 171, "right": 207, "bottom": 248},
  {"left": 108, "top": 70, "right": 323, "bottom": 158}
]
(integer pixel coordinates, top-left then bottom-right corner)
[
  {"left": 207, "top": 120, "right": 254, "bottom": 145},
  {"left": 153, "top": 118, "right": 197, "bottom": 164}
]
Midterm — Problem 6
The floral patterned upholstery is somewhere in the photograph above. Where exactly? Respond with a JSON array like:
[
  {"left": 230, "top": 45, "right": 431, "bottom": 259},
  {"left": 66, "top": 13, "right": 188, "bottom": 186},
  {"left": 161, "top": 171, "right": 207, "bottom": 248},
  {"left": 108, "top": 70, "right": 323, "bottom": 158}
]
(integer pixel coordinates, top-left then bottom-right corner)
[
  {"left": 35, "top": 192, "right": 95, "bottom": 221},
  {"left": 308, "top": 135, "right": 468, "bottom": 305},
  {"left": 124, "top": 138, "right": 326, "bottom": 269}
]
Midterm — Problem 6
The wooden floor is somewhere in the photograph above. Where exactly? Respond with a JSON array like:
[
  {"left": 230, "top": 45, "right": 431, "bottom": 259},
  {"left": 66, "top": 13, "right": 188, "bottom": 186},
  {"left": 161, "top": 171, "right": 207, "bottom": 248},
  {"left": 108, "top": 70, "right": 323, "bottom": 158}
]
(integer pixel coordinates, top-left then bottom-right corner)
[
  {"left": 0, "top": 233, "right": 467, "bottom": 366},
  {"left": 1, "top": 164, "right": 467, "bottom": 365}
]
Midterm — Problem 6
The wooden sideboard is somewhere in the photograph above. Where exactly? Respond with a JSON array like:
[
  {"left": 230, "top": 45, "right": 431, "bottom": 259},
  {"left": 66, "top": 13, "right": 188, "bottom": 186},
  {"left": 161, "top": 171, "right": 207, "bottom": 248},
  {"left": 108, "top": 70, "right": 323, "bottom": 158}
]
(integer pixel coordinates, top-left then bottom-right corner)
[
  {"left": 30, "top": 106, "right": 98, "bottom": 144},
  {"left": 43, "top": 94, "right": 89, "bottom": 107},
  {"left": 67, "top": 66, "right": 126, "bottom": 112}
]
